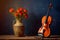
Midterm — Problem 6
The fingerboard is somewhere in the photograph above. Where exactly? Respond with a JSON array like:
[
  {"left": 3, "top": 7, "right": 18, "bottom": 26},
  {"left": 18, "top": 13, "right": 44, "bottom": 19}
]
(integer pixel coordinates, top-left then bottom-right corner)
[{"left": 44, "top": 2, "right": 52, "bottom": 24}]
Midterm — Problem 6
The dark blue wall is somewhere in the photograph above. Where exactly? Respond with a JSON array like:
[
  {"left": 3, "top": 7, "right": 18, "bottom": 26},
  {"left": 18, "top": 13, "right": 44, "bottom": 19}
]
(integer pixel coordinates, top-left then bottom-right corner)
[{"left": 0, "top": 0, "right": 60, "bottom": 35}]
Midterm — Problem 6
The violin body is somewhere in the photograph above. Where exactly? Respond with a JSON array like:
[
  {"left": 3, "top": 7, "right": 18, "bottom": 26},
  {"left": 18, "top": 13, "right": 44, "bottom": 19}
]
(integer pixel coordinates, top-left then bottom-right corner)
[
  {"left": 38, "top": 16, "right": 52, "bottom": 37},
  {"left": 42, "top": 16, "right": 52, "bottom": 37},
  {"left": 42, "top": 16, "right": 52, "bottom": 25}
]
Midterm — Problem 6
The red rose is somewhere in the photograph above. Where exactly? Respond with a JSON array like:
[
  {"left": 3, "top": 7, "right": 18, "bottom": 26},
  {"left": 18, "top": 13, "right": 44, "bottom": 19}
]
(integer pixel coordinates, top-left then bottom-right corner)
[
  {"left": 19, "top": 12, "right": 23, "bottom": 16},
  {"left": 23, "top": 9, "right": 27, "bottom": 13},
  {"left": 24, "top": 14, "right": 28, "bottom": 19},
  {"left": 18, "top": 8, "right": 23, "bottom": 12},
  {"left": 9, "top": 8, "right": 14, "bottom": 13}
]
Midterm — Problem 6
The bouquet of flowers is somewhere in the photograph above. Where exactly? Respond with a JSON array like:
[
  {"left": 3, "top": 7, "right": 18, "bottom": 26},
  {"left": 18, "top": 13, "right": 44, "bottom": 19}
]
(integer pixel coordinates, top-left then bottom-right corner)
[
  {"left": 9, "top": 7, "right": 28, "bottom": 20},
  {"left": 9, "top": 8, "right": 28, "bottom": 37}
]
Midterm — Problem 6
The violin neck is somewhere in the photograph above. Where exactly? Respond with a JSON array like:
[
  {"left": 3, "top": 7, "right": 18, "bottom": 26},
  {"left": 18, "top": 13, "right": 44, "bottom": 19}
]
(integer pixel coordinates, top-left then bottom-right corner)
[{"left": 45, "top": 2, "right": 52, "bottom": 23}]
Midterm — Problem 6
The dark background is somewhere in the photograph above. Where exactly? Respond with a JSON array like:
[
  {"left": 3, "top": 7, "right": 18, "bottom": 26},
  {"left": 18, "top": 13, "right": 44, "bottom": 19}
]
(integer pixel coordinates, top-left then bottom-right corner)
[{"left": 0, "top": 0, "right": 60, "bottom": 35}]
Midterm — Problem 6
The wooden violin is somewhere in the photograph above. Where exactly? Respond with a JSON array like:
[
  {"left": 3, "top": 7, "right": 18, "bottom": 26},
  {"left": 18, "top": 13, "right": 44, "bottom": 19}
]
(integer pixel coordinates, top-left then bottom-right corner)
[{"left": 38, "top": 3, "right": 52, "bottom": 37}]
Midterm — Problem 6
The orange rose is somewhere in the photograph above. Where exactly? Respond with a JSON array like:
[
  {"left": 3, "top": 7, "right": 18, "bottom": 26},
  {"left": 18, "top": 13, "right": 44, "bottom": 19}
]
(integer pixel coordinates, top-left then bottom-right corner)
[
  {"left": 9, "top": 8, "right": 14, "bottom": 13},
  {"left": 16, "top": 9, "right": 20, "bottom": 13},
  {"left": 14, "top": 12, "right": 19, "bottom": 17}
]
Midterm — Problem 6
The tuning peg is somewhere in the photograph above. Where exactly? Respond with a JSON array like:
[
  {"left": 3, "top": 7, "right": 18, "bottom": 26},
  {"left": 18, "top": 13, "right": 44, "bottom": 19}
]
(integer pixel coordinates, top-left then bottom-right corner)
[{"left": 49, "top": 3, "right": 53, "bottom": 8}]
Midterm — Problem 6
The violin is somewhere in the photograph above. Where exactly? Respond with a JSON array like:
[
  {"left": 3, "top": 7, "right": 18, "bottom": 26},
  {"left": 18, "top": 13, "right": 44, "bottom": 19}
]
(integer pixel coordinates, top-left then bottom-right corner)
[{"left": 38, "top": 3, "right": 52, "bottom": 37}]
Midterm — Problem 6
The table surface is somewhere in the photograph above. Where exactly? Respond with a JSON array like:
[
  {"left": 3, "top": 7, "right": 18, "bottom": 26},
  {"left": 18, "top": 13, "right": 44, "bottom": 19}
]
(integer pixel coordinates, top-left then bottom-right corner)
[
  {"left": 0, "top": 35, "right": 41, "bottom": 39},
  {"left": 0, "top": 35, "right": 60, "bottom": 40}
]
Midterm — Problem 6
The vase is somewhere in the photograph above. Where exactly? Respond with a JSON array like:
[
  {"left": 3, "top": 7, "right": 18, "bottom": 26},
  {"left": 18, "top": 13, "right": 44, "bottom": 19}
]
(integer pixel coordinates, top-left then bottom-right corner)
[{"left": 13, "top": 19, "right": 24, "bottom": 37}]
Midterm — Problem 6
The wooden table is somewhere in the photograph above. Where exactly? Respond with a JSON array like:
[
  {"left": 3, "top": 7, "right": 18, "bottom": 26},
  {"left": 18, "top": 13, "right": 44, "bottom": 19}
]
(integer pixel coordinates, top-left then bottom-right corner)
[
  {"left": 42, "top": 35, "right": 60, "bottom": 40},
  {"left": 0, "top": 35, "right": 41, "bottom": 40},
  {"left": 0, "top": 35, "right": 60, "bottom": 40}
]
